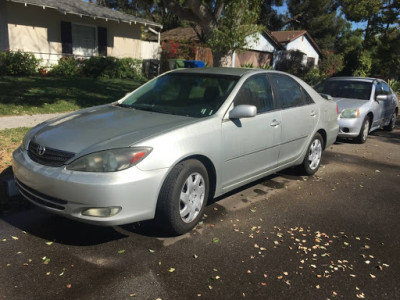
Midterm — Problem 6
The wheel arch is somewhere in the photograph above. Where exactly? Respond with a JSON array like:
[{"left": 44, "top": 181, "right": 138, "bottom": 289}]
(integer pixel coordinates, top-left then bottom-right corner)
[
  {"left": 177, "top": 155, "right": 217, "bottom": 200},
  {"left": 316, "top": 129, "right": 327, "bottom": 150},
  {"left": 366, "top": 112, "right": 374, "bottom": 128}
]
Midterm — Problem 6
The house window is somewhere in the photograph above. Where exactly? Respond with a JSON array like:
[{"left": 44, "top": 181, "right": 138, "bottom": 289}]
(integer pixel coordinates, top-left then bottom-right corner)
[
  {"left": 61, "top": 21, "right": 107, "bottom": 56},
  {"left": 72, "top": 24, "right": 96, "bottom": 56}
]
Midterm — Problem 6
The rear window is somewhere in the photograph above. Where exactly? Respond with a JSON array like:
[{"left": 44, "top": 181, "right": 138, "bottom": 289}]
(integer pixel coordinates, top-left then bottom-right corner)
[{"left": 316, "top": 80, "right": 372, "bottom": 100}]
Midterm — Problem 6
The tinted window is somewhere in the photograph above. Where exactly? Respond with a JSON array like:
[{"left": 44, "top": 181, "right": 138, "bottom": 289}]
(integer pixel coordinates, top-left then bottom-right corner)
[
  {"left": 121, "top": 73, "right": 238, "bottom": 118},
  {"left": 234, "top": 74, "right": 274, "bottom": 114},
  {"left": 317, "top": 80, "right": 372, "bottom": 100},
  {"left": 269, "top": 74, "right": 314, "bottom": 109}
]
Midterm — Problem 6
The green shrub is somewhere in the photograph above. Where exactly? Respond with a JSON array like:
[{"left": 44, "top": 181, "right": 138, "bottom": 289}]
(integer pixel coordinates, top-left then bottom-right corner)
[
  {"left": 0, "top": 50, "right": 41, "bottom": 76},
  {"left": 388, "top": 79, "right": 400, "bottom": 95},
  {"left": 48, "top": 56, "right": 83, "bottom": 77},
  {"left": 48, "top": 56, "right": 145, "bottom": 80},
  {"left": 82, "top": 57, "right": 144, "bottom": 80}
]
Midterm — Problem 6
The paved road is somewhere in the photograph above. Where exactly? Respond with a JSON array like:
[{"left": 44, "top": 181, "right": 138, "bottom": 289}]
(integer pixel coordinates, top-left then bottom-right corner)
[
  {"left": 1, "top": 122, "right": 399, "bottom": 299},
  {"left": 0, "top": 113, "right": 68, "bottom": 130}
]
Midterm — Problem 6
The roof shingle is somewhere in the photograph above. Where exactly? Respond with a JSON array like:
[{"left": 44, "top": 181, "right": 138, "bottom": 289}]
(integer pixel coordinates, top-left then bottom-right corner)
[{"left": 8, "top": 0, "right": 162, "bottom": 28}]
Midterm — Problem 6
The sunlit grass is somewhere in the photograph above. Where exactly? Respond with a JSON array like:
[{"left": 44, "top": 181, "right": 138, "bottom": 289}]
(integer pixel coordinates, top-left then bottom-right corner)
[{"left": 0, "top": 76, "right": 143, "bottom": 116}]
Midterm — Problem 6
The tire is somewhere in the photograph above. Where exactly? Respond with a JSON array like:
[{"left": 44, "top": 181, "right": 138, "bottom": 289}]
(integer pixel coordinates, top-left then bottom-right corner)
[
  {"left": 384, "top": 110, "right": 397, "bottom": 131},
  {"left": 156, "top": 159, "right": 209, "bottom": 235},
  {"left": 355, "top": 117, "right": 370, "bottom": 144},
  {"left": 300, "top": 133, "right": 324, "bottom": 176}
]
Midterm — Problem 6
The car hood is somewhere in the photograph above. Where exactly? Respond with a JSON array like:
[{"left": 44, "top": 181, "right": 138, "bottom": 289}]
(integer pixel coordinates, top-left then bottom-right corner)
[
  {"left": 31, "top": 105, "right": 197, "bottom": 155},
  {"left": 333, "top": 98, "right": 369, "bottom": 111}
]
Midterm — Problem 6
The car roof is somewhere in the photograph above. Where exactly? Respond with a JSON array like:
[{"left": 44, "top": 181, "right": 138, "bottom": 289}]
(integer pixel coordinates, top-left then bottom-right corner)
[
  {"left": 170, "top": 67, "right": 260, "bottom": 77},
  {"left": 325, "top": 76, "right": 378, "bottom": 83}
]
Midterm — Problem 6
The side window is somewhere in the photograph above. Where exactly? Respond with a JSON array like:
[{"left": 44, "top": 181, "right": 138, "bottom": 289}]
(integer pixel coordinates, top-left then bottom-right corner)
[
  {"left": 382, "top": 83, "right": 391, "bottom": 95},
  {"left": 269, "top": 74, "right": 314, "bottom": 109},
  {"left": 375, "top": 82, "right": 384, "bottom": 96},
  {"left": 234, "top": 75, "right": 274, "bottom": 114}
]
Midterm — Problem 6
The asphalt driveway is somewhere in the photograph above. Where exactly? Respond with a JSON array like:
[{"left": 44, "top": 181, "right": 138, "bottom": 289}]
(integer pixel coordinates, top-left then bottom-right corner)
[{"left": 1, "top": 121, "right": 399, "bottom": 300}]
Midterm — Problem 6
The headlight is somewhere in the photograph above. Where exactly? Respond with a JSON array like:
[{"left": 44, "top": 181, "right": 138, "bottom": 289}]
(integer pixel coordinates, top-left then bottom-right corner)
[
  {"left": 340, "top": 108, "right": 360, "bottom": 118},
  {"left": 66, "top": 147, "right": 152, "bottom": 172}
]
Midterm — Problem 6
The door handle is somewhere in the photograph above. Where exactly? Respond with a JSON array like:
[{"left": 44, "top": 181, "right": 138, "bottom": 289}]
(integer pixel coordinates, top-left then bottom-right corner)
[{"left": 270, "top": 119, "right": 281, "bottom": 127}]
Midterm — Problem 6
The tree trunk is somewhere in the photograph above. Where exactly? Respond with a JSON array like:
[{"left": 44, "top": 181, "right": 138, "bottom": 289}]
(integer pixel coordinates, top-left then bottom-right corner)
[{"left": 212, "top": 51, "right": 232, "bottom": 67}]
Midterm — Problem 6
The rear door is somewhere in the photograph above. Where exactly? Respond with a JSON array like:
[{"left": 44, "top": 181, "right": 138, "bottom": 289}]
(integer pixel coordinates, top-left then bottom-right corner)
[{"left": 268, "top": 73, "right": 318, "bottom": 165}]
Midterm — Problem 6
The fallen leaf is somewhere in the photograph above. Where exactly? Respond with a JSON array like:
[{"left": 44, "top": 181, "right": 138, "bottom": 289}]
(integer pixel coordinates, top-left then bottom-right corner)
[
  {"left": 46, "top": 272, "right": 51, "bottom": 276},
  {"left": 193, "top": 254, "right": 198, "bottom": 259},
  {"left": 118, "top": 250, "right": 126, "bottom": 254},
  {"left": 316, "top": 285, "right": 320, "bottom": 289},
  {"left": 45, "top": 241, "right": 53, "bottom": 246},
  {"left": 369, "top": 274, "right": 376, "bottom": 279},
  {"left": 43, "top": 258, "right": 50, "bottom": 265},
  {"left": 11, "top": 236, "right": 18, "bottom": 240},
  {"left": 213, "top": 237, "right": 220, "bottom": 243},
  {"left": 261, "top": 282, "right": 267, "bottom": 286},
  {"left": 168, "top": 268, "right": 175, "bottom": 273},
  {"left": 148, "top": 249, "right": 155, "bottom": 253},
  {"left": 250, "top": 209, "right": 256, "bottom": 213},
  {"left": 208, "top": 285, "right": 213, "bottom": 290}
]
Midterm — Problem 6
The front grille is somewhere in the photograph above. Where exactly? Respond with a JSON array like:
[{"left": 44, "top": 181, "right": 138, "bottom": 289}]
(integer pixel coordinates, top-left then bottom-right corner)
[
  {"left": 28, "top": 141, "right": 75, "bottom": 167},
  {"left": 15, "top": 179, "right": 67, "bottom": 211}
]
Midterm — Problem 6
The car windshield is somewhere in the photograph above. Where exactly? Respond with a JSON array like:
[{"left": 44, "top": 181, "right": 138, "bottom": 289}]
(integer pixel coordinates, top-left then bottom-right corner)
[
  {"left": 120, "top": 73, "right": 239, "bottom": 118},
  {"left": 316, "top": 80, "right": 372, "bottom": 100}
]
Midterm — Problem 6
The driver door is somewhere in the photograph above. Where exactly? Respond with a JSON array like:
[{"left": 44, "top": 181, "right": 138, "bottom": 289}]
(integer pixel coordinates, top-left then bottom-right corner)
[{"left": 221, "top": 74, "right": 281, "bottom": 191}]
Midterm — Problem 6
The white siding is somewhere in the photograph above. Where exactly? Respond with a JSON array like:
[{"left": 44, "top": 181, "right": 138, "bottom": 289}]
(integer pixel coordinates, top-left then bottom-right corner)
[{"left": 286, "top": 36, "right": 319, "bottom": 65}]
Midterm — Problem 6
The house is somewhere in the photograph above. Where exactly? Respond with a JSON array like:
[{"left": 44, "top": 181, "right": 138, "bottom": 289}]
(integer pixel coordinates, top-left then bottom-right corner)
[
  {"left": 0, "top": 0, "right": 162, "bottom": 66},
  {"left": 231, "top": 30, "right": 283, "bottom": 68},
  {"left": 271, "top": 30, "right": 322, "bottom": 67}
]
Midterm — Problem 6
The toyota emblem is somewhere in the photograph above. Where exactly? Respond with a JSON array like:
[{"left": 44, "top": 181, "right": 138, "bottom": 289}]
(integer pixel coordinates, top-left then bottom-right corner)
[{"left": 37, "top": 145, "right": 46, "bottom": 156}]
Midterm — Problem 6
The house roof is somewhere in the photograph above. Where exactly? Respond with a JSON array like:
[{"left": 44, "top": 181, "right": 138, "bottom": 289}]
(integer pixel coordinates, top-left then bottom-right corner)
[
  {"left": 161, "top": 27, "right": 283, "bottom": 51},
  {"left": 271, "top": 30, "right": 322, "bottom": 55},
  {"left": 161, "top": 27, "right": 200, "bottom": 42},
  {"left": 7, "top": 0, "right": 162, "bottom": 28}
]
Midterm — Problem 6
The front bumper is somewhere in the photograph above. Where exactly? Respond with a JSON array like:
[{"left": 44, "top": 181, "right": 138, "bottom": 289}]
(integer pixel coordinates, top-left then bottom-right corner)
[
  {"left": 12, "top": 147, "right": 168, "bottom": 226},
  {"left": 337, "top": 117, "right": 364, "bottom": 138}
]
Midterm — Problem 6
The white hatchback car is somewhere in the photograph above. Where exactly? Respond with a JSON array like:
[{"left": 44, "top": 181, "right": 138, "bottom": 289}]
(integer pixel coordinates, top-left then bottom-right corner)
[{"left": 316, "top": 77, "right": 398, "bottom": 143}]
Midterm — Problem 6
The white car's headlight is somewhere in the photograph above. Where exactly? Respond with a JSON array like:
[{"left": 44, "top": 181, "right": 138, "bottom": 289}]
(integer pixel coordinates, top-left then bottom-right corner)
[
  {"left": 66, "top": 147, "right": 152, "bottom": 172},
  {"left": 340, "top": 108, "right": 360, "bottom": 118}
]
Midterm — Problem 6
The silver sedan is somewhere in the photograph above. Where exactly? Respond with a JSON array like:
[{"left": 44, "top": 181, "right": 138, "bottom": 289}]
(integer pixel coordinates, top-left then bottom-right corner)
[
  {"left": 316, "top": 77, "right": 398, "bottom": 143},
  {"left": 13, "top": 68, "right": 338, "bottom": 235}
]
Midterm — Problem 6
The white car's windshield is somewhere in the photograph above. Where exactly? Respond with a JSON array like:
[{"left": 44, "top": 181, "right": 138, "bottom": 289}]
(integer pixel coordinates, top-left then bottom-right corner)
[
  {"left": 120, "top": 73, "right": 239, "bottom": 117},
  {"left": 316, "top": 80, "right": 372, "bottom": 100}
]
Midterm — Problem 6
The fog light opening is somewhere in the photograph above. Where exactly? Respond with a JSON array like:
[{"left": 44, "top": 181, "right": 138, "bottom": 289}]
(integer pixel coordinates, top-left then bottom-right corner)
[{"left": 82, "top": 207, "right": 121, "bottom": 218}]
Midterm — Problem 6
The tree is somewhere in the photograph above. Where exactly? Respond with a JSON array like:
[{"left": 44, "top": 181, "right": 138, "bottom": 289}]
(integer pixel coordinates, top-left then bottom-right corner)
[
  {"left": 162, "top": 0, "right": 263, "bottom": 66},
  {"left": 258, "top": 0, "right": 285, "bottom": 31},
  {"left": 285, "top": 0, "right": 347, "bottom": 51},
  {"left": 340, "top": 0, "right": 399, "bottom": 48}
]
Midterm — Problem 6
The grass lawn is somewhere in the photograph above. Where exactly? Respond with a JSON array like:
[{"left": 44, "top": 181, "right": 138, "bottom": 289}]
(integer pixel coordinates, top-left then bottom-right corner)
[
  {"left": 0, "top": 76, "right": 144, "bottom": 116},
  {"left": 0, "top": 127, "right": 30, "bottom": 174}
]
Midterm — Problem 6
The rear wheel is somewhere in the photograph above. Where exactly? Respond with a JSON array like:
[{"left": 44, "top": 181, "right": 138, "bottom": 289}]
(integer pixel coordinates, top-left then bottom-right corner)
[
  {"left": 384, "top": 110, "right": 397, "bottom": 131},
  {"left": 300, "top": 133, "right": 323, "bottom": 175},
  {"left": 156, "top": 159, "right": 209, "bottom": 235},
  {"left": 355, "top": 117, "right": 370, "bottom": 144}
]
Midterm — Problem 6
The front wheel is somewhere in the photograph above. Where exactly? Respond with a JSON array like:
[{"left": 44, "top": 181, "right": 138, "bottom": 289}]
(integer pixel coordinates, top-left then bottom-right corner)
[
  {"left": 355, "top": 117, "right": 370, "bottom": 144},
  {"left": 156, "top": 159, "right": 209, "bottom": 235},
  {"left": 300, "top": 133, "right": 324, "bottom": 176},
  {"left": 384, "top": 110, "right": 397, "bottom": 131}
]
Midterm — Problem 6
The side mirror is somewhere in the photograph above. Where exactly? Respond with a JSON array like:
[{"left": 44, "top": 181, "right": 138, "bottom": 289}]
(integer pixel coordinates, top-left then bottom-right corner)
[
  {"left": 319, "top": 93, "right": 333, "bottom": 101},
  {"left": 229, "top": 105, "right": 257, "bottom": 119},
  {"left": 376, "top": 95, "right": 388, "bottom": 101}
]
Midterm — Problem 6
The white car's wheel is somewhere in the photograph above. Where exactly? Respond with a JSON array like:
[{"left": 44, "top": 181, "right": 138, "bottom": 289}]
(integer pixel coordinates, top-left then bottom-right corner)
[
  {"left": 301, "top": 133, "right": 324, "bottom": 175},
  {"left": 384, "top": 110, "right": 397, "bottom": 131},
  {"left": 356, "top": 117, "right": 370, "bottom": 144},
  {"left": 156, "top": 159, "right": 209, "bottom": 235}
]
